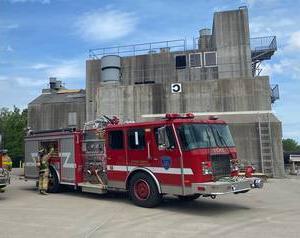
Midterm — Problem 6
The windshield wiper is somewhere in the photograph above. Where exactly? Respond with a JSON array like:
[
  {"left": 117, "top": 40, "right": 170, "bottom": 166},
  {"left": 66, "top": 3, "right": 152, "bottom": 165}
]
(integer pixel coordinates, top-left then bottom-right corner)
[
  {"left": 214, "top": 127, "right": 234, "bottom": 160},
  {"left": 215, "top": 128, "right": 226, "bottom": 147}
]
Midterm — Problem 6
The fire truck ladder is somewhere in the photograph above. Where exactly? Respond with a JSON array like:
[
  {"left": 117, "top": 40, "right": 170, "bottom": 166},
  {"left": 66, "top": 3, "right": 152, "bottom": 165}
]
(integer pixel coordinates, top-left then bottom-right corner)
[{"left": 258, "top": 114, "right": 274, "bottom": 177}]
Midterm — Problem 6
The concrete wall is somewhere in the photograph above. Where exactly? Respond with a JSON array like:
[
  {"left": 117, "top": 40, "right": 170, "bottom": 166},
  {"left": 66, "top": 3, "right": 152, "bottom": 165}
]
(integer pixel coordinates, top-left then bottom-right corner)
[
  {"left": 213, "top": 8, "right": 252, "bottom": 79},
  {"left": 228, "top": 121, "right": 284, "bottom": 178},
  {"left": 95, "top": 77, "right": 271, "bottom": 121},
  {"left": 28, "top": 100, "right": 86, "bottom": 131},
  {"left": 86, "top": 60, "right": 101, "bottom": 122}
]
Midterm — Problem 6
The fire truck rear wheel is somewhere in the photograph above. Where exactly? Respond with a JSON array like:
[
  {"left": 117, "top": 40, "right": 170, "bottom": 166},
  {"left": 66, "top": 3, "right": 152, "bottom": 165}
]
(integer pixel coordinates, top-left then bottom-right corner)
[
  {"left": 129, "top": 172, "right": 162, "bottom": 208},
  {"left": 48, "top": 167, "right": 60, "bottom": 193},
  {"left": 177, "top": 194, "right": 201, "bottom": 201}
]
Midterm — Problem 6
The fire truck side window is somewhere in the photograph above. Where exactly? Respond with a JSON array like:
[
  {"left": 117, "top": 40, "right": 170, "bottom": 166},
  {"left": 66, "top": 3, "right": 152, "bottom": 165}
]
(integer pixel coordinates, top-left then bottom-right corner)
[
  {"left": 109, "top": 131, "right": 124, "bottom": 150},
  {"left": 128, "top": 129, "right": 145, "bottom": 150},
  {"left": 154, "top": 126, "right": 176, "bottom": 149},
  {"left": 40, "top": 141, "right": 58, "bottom": 156}
]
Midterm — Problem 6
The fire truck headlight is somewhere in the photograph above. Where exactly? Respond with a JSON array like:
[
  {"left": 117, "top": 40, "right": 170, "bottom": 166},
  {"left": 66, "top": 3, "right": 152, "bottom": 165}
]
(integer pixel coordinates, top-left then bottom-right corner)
[{"left": 202, "top": 161, "right": 212, "bottom": 175}]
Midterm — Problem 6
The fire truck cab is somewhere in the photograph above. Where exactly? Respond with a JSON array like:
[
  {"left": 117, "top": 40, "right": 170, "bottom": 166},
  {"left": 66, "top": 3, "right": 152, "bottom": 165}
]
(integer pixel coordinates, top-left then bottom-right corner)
[{"left": 24, "top": 114, "right": 263, "bottom": 207}]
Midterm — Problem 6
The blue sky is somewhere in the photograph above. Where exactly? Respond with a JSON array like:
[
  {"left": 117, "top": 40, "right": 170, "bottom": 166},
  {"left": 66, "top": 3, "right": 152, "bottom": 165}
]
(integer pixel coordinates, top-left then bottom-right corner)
[{"left": 0, "top": 0, "right": 300, "bottom": 142}]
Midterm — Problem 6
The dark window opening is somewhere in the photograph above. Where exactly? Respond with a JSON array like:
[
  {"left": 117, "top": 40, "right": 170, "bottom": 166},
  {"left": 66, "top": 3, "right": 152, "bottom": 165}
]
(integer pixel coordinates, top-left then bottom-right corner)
[
  {"left": 204, "top": 52, "right": 217, "bottom": 66},
  {"left": 176, "top": 55, "right": 187, "bottom": 69},
  {"left": 109, "top": 130, "right": 124, "bottom": 150},
  {"left": 128, "top": 129, "right": 145, "bottom": 150}
]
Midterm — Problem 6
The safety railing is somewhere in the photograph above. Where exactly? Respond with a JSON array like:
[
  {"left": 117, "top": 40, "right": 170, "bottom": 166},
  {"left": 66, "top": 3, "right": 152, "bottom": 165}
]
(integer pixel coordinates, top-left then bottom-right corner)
[
  {"left": 250, "top": 36, "right": 277, "bottom": 52},
  {"left": 89, "top": 39, "right": 187, "bottom": 59}
]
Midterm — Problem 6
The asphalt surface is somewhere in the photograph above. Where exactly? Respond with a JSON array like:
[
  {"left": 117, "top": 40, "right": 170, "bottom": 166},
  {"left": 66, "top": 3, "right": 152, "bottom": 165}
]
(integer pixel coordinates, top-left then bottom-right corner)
[{"left": 0, "top": 170, "right": 300, "bottom": 238}]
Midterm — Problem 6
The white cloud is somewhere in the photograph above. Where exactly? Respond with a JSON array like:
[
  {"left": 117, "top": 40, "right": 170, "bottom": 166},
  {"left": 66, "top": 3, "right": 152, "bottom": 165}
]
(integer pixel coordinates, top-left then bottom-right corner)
[
  {"left": 74, "top": 8, "right": 138, "bottom": 42},
  {"left": 28, "top": 58, "right": 85, "bottom": 83},
  {"left": 6, "top": 45, "right": 14, "bottom": 52},
  {"left": 0, "top": 23, "right": 19, "bottom": 30},
  {"left": 30, "top": 63, "right": 51, "bottom": 70},
  {"left": 285, "top": 31, "right": 300, "bottom": 51},
  {"left": 250, "top": 16, "right": 294, "bottom": 38},
  {"left": 14, "top": 77, "right": 45, "bottom": 87},
  {"left": 241, "top": 0, "right": 279, "bottom": 7},
  {"left": 261, "top": 59, "right": 300, "bottom": 80},
  {"left": 0, "top": 75, "right": 45, "bottom": 87},
  {"left": 47, "top": 60, "right": 84, "bottom": 80}
]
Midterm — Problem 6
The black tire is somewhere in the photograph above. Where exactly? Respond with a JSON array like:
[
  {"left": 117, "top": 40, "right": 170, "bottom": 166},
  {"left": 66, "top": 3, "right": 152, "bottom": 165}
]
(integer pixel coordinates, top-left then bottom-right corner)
[
  {"left": 177, "top": 194, "right": 201, "bottom": 201},
  {"left": 129, "top": 172, "right": 162, "bottom": 208},
  {"left": 47, "top": 167, "right": 60, "bottom": 193}
]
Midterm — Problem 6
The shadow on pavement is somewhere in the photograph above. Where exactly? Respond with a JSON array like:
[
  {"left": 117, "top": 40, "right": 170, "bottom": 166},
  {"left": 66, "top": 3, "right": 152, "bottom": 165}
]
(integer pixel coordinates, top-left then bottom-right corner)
[
  {"left": 17, "top": 182, "right": 250, "bottom": 216},
  {"left": 158, "top": 196, "right": 250, "bottom": 216}
]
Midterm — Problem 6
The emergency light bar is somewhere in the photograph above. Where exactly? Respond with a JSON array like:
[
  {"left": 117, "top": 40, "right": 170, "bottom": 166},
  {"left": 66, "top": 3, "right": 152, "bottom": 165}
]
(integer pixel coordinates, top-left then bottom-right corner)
[
  {"left": 142, "top": 110, "right": 273, "bottom": 119},
  {"left": 165, "top": 113, "right": 195, "bottom": 119}
]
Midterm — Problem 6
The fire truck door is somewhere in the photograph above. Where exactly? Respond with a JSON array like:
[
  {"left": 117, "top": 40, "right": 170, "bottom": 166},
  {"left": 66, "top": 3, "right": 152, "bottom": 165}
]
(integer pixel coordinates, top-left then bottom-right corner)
[
  {"left": 106, "top": 130, "right": 128, "bottom": 187},
  {"left": 24, "top": 139, "right": 39, "bottom": 179},
  {"left": 151, "top": 126, "right": 183, "bottom": 189},
  {"left": 127, "top": 128, "right": 151, "bottom": 167}
]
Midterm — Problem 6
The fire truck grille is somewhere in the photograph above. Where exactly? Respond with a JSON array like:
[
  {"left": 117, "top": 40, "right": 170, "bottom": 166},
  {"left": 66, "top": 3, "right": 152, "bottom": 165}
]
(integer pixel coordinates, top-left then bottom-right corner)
[{"left": 211, "top": 154, "right": 231, "bottom": 177}]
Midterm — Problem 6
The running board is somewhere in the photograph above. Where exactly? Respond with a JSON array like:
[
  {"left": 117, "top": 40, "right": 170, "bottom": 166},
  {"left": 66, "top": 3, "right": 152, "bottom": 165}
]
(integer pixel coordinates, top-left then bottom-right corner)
[{"left": 78, "top": 182, "right": 108, "bottom": 194}]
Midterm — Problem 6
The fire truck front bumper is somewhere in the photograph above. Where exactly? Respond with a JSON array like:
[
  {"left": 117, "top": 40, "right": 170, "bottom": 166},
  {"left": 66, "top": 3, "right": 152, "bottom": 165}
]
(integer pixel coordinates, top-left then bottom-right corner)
[{"left": 191, "top": 177, "right": 263, "bottom": 195}]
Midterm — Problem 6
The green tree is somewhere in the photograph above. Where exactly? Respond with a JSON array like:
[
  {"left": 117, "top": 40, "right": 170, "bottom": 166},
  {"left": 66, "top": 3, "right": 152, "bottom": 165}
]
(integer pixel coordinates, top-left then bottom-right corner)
[
  {"left": 0, "top": 106, "right": 27, "bottom": 166},
  {"left": 282, "top": 138, "right": 300, "bottom": 152}
]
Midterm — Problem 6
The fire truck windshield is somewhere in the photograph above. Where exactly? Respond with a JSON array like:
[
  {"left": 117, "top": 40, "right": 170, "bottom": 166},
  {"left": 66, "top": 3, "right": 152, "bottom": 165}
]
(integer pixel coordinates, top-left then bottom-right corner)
[
  {"left": 210, "top": 124, "right": 235, "bottom": 148},
  {"left": 178, "top": 123, "right": 235, "bottom": 150}
]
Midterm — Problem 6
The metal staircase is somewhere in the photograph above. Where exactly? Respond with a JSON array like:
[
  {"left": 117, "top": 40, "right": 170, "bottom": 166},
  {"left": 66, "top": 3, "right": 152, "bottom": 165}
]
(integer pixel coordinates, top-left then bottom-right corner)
[
  {"left": 258, "top": 116, "right": 274, "bottom": 176},
  {"left": 251, "top": 36, "right": 277, "bottom": 76}
]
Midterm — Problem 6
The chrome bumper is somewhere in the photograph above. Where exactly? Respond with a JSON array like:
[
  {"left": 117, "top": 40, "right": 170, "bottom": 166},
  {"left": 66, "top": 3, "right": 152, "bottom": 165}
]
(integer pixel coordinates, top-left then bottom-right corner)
[{"left": 191, "top": 177, "right": 263, "bottom": 195}]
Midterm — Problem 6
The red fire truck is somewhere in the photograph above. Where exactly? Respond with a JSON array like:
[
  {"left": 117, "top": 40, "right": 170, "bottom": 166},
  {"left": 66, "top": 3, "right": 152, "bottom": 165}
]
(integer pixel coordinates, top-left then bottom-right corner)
[{"left": 24, "top": 114, "right": 263, "bottom": 207}]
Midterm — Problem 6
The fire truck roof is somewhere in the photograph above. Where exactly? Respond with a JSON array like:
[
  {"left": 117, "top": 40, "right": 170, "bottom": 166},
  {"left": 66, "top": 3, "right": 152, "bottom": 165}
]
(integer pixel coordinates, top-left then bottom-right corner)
[{"left": 106, "top": 117, "right": 226, "bottom": 129}]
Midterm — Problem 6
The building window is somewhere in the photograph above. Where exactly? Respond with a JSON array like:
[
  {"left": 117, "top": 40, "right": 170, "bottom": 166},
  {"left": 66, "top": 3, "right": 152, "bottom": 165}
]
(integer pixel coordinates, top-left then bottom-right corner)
[
  {"left": 128, "top": 129, "right": 145, "bottom": 150},
  {"left": 109, "top": 130, "right": 124, "bottom": 150},
  {"left": 204, "top": 52, "right": 217, "bottom": 67},
  {"left": 189, "top": 53, "right": 202, "bottom": 68},
  {"left": 175, "top": 55, "right": 187, "bottom": 69},
  {"left": 68, "top": 112, "right": 77, "bottom": 126}
]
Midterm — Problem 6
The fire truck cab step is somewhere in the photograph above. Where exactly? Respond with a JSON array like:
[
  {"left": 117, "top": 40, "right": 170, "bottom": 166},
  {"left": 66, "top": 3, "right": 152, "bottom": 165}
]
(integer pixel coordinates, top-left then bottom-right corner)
[{"left": 78, "top": 182, "right": 108, "bottom": 194}]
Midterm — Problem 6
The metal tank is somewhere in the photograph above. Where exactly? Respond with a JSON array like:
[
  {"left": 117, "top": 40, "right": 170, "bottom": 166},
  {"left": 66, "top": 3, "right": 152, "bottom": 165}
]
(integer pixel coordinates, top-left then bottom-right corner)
[{"left": 101, "top": 55, "right": 121, "bottom": 83}]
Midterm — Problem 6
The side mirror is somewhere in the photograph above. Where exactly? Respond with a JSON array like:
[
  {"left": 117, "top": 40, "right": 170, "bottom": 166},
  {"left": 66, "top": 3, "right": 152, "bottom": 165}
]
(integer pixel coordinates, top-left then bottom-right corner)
[{"left": 157, "top": 126, "right": 171, "bottom": 150}]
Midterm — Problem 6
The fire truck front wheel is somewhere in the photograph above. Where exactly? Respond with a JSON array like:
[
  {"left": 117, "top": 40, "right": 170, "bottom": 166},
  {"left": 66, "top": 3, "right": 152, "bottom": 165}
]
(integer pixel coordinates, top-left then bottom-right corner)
[{"left": 129, "top": 172, "right": 162, "bottom": 208}]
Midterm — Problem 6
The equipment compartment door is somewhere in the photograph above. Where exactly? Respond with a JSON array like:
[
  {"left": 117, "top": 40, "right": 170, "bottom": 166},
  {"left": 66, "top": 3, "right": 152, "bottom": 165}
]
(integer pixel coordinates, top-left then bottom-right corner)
[
  {"left": 60, "top": 136, "right": 76, "bottom": 184},
  {"left": 24, "top": 139, "right": 39, "bottom": 179}
]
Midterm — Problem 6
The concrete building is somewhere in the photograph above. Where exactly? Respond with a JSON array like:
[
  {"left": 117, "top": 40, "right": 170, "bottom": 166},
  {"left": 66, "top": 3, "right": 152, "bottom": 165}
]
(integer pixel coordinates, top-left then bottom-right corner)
[
  {"left": 28, "top": 78, "right": 86, "bottom": 131},
  {"left": 85, "top": 7, "right": 284, "bottom": 177}
]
